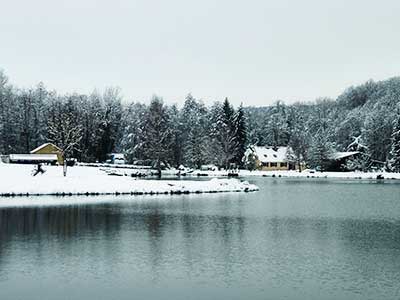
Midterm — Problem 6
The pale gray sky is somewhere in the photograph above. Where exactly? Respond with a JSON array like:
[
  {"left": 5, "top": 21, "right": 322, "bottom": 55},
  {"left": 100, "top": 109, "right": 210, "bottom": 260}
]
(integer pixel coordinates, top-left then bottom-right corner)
[{"left": 1, "top": 0, "right": 400, "bottom": 106}]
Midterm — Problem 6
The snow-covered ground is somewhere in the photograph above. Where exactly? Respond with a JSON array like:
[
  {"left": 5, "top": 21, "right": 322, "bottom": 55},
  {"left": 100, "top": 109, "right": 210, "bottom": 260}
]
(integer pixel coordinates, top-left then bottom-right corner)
[
  {"left": 0, "top": 164, "right": 259, "bottom": 196},
  {"left": 72, "top": 164, "right": 400, "bottom": 181}
]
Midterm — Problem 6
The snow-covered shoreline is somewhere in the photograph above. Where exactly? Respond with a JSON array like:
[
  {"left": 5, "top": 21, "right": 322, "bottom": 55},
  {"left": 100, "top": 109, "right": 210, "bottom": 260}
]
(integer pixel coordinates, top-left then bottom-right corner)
[
  {"left": 74, "top": 162, "right": 400, "bottom": 180},
  {"left": 0, "top": 165, "right": 258, "bottom": 197},
  {"left": 166, "top": 169, "right": 400, "bottom": 180}
]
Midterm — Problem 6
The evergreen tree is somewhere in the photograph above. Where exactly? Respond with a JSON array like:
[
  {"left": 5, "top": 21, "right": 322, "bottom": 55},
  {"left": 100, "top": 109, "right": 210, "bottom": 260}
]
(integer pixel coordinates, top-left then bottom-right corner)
[
  {"left": 168, "top": 104, "right": 183, "bottom": 167},
  {"left": 209, "top": 98, "right": 238, "bottom": 168},
  {"left": 233, "top": 104, "right": 247, "bottom": 167}
]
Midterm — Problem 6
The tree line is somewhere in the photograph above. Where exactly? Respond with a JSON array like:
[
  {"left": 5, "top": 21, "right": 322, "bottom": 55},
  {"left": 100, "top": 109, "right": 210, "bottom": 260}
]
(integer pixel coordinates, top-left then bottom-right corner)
[
  {"left": 1, "top": 69, "right": 400, "bottom": 172},
  {"left": 0, "top": 71, "right": 246, "bottom": 170}
]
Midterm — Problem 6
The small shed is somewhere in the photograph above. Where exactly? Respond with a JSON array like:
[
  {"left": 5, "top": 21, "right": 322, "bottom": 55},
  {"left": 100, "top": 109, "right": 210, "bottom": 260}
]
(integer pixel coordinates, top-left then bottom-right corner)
[
  {"left": 9, "top": 154, "right": 58, "bottom": 164},
  {"left": 30, "top": 143, "right": 64, "bottom": 165},
  {"left": 326, "top": 151, "right": 360, "bottom": 171}
]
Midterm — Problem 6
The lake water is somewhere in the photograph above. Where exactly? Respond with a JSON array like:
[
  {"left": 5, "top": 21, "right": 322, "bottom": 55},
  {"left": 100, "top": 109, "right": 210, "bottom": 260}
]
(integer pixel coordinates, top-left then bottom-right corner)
[{"left": 0, "top": 177, "right": 400, "bottom": 300}]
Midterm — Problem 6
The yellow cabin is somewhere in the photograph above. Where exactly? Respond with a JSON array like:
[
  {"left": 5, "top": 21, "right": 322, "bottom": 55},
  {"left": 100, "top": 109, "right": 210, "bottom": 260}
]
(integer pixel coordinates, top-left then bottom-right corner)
[
  {"left": 30, "top": 143, "right": 64, "bottom": 165},
  {"left": 245, "top": 146, "right": 301, "bottom": 171}
]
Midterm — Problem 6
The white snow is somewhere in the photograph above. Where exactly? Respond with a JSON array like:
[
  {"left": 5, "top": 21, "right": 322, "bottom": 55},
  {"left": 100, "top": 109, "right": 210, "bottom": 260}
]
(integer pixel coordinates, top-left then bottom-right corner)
[
  {"left": 190, "top": 169, "right": 400, "bottom": 180},
  {"left": 153, "top": 168, "right": 400, "bottom": 180},
  {"left": 30, "top": 142, "right": 61, "bottom": 153},
  {"left": 330, "top": 151, "right": 360, "bottom": 160},
  {"left": 9, "top": 154, "right": 58, "bottom": 161},
  {"left": 0, "top": 164, "right": 259, "bottom": 196},
  {"left": 245, "top": 146, "right": 290, "bottom": 163}
]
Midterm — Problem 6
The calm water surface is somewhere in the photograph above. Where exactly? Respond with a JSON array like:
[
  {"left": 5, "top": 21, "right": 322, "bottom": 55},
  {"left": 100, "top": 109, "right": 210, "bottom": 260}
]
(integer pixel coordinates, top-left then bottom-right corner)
[{"left": 0, "top": 177, "right": 400, "bottom": 300}]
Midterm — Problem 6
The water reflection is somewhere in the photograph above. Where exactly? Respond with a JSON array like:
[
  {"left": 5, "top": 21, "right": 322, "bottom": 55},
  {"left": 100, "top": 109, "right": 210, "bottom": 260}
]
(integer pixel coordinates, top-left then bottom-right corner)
[{"left": 0, "top": 178, "right": 399, "bottom": 300}]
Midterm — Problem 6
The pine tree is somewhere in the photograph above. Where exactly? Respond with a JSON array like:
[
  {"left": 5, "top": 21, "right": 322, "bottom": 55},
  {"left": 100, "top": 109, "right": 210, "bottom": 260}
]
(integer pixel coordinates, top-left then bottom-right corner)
[
  {"left": 390, "top": 110, "right": 400, "bottom": 172},
  {"left": 233, "top": 104, "right": 247, "bottom": 167},
  {"left": 168, "top": 104, "right": 183, "bottom": 167},
  {"left": 209, "top": 98, "right": 238, "bottom": 169}
]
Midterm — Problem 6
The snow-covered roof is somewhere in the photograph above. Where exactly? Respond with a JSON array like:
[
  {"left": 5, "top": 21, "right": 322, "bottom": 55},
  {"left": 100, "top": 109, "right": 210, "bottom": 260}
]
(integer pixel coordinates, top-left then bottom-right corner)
[
  {"left": 10, "top": 154, "right": 58, "bottom": 161},
  {"left": 249, "top": 146, "right": 290, "bottom": 163},
  {"left": 30, "top": 143, "right": 61, "bottom": 154},
  {"left": 110, "top": 153, "right": 125, "bottom": 159},
  {"left": 330, "top": 151, "right": 359, "bottom": 160}
]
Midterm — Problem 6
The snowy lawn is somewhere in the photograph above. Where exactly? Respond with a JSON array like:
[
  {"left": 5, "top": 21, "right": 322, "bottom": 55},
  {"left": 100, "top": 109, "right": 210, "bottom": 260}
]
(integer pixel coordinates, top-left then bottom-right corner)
[{"left": 0, "top": 164, "right": 259, "bottom": 196}]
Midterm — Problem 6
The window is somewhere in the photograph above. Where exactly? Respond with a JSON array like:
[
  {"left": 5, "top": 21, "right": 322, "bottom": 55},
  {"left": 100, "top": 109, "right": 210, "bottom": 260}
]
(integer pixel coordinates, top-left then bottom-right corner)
[
  {"left": 270, "top": 162, "right": 277, "bottom": 167},
  {"left": 280, "top": 162, "right": 288, "bottom": 168},
  {"left": 261, "top": 162, "right": 269, "bottom": 167}
]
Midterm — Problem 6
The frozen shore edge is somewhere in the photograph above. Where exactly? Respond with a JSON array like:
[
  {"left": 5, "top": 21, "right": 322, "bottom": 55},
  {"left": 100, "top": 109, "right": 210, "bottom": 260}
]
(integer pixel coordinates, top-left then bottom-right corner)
[
  {"left": 0, "top": 173, "right": 259, "bottom": 198},
  {"left": 0, "top": 187, "right": 259, "bottom": 197}
]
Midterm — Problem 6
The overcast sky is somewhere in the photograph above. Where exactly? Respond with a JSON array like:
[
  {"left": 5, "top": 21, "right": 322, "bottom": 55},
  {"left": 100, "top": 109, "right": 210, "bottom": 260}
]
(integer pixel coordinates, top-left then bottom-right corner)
[{"left": 1, "top": 0, "right": 400, "bottom": 106}]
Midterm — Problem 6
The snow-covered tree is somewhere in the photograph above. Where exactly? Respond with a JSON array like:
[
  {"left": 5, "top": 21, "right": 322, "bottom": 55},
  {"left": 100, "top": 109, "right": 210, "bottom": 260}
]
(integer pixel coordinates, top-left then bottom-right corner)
[
  {"left": 308, "top": 128, "right": 335, "bottom": 171},
  {"left": 120, "top": 102, "right": 147, "bottom": 164},
  {"left": 263, "top": 101, "right": 290, "bottom": 147},
  {"left": 390, "top": 109, "right": 400, "bottom": 172},
  {"left": 78, "top": 91, "right": 102, "bottom": 162},
  {"left": 344, "top": 135, "right": 371, "bottom": 171},
  {"left": 96, "top": 88, "right": 123, "bottom": 162},
  {"left": 167, "top": 104, "right": 183, "bottom": 167},
  {"left": 243, "top": 146, "right": 258, "bottom": 171},
  {"left": 233, "top": 104, "right": 247, "bottom": 167},
  {"left": 141, "top": 96, "right": 173, "bottom": 177},
  {"left": 0, "top": 73, "right": 19, "bottom": 154},
  {"left": 287, "top": 108, "right": 310, "bottom": 171},
  {"left": 208, "top": 99, "right": 239, "bottom": 168},
  {"left": 289, "top": 128, "right": 309, "bottom": 172},
  {"left": 47, "top": 97, "right": 83, "bottom": 176},
  {"left": 363, "top": 105, "right": 393, "bottom": 165},
  {"left": 180, "top": 94, "right": 209, "bottom": 168}
]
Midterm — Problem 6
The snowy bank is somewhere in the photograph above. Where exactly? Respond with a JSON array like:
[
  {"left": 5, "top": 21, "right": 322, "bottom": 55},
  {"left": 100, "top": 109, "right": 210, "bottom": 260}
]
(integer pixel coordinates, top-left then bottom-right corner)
[
  {"left": 238, "top": 170, "right": 400, "bottom": 180},
  {"left": 0, "top": 165, "right": 258, "bottom": 196},
  {"left": 167, "top": 169, "right": 400, "bottom": 180}
]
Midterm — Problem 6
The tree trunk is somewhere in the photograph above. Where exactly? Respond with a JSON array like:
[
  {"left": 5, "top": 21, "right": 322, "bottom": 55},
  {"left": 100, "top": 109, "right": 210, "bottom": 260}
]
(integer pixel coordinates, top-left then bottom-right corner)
[
  {"left": 156, "top": 160, "right": 162, "bottom": 178},
  {"left": 63, "top": 159, "right": 67, "bottom": 177}
]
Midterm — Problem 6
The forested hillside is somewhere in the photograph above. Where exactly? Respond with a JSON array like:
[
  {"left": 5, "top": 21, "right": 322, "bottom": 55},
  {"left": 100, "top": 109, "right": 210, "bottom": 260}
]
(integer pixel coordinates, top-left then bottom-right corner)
[
  {"left": 1, "top": 69, "right": 400, "bottom": 171},
  {"left": 245, "top": 78, "right": 400, "bottom": 170}
]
